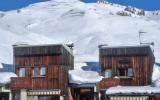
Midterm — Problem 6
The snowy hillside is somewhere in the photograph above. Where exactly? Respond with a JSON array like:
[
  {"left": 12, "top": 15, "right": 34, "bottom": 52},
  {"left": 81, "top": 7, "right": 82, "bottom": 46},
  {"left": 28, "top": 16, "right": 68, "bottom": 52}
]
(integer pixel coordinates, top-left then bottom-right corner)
[{"left": 0, "top": 0, "right": 160, "bottom": 64}]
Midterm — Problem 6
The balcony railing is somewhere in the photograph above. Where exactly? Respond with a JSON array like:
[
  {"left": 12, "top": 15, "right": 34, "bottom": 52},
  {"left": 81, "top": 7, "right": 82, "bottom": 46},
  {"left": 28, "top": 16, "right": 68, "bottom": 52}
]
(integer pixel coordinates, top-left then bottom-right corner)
[
  {"left": 11, "top": 77, "right": 31, "bottom": 90},
  {"left": 99, "top": 78, "right": 120, "bottom": 89}
]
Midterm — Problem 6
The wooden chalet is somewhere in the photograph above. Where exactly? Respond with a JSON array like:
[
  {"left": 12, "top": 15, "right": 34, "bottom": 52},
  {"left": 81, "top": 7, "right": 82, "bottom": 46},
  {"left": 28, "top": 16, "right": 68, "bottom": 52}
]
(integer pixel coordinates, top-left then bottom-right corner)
[
  {"left": 11, "top": 44, "right": 74, "bottom": 100},
  {"left": 98, "top": 45, "right": 156, "bottom": 100}
]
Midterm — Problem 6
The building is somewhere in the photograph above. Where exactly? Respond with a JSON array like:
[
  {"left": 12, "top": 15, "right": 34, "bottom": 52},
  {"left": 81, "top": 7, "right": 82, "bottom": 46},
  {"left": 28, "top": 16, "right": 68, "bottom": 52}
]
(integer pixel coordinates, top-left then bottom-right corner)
[
  {"left": 69, "top": 62, "right": 102, "bottom": 100},
  {"left": 0, "top": 72, "right": 17, "bottom": 100},
  {"left": 99, "top": 45, "right": 156, "bottom": 100},
  {"left": 0, "top": 63, "right": 14, "bottom": 72},
  {"left": 11, "top": 44, "right": 74, "bottom": 100}
]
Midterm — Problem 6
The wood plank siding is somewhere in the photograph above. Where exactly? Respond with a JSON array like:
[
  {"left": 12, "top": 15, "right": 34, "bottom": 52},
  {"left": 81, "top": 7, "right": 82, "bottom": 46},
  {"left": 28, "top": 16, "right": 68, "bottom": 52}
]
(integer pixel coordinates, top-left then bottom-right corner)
[
  {"left": 11, "top": 44, "right": 74, "bottom": 96},
  {"left": 99, "top": 45, "right": 155, "bottom": 89}
]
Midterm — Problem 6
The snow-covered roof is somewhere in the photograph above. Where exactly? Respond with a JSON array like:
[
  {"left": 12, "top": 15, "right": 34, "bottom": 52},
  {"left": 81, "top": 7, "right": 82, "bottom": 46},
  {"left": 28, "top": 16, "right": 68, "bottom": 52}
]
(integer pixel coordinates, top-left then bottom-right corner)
[
  {"left": 69, "top": 62, "right": 103, "bottom": 84},
  {"left": 106, "top": 86, "right": 160, "bottom": 94},
  {"left": 99, "top": 44, "right": 151, "bottom": 49},
  {"left": 0, "top": 72, "right": 17, "bottom": 85}
]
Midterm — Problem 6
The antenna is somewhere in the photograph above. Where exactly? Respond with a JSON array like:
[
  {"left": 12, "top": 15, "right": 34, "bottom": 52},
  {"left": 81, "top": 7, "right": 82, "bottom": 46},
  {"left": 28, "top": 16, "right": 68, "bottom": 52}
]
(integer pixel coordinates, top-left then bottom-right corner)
[
  {"left": 138, "top": 30, "right": 155, "bottom": 53},
  {"left": 139, "top": 30, "right": 146, "bottom": 44}
]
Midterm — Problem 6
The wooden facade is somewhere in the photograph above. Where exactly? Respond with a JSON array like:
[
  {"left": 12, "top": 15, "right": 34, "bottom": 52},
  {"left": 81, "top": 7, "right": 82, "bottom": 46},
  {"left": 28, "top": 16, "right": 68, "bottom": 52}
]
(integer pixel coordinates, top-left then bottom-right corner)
[
  {"left": 99, "top": 45, "right": 155, "bottom": 89},
  {"left": 11, "top": 44, "right": 74, "bottom": 100}
]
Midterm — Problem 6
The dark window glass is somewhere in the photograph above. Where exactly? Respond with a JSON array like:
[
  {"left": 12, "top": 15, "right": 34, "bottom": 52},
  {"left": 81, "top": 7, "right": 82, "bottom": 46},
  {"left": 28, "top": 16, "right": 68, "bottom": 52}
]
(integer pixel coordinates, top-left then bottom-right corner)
[
  {"left": 33, "top": 67, "right": 39, "bottom": 76},
  {"left": 117, "top": 68, "right": 133, "bottom": 77},
  {"left": 119, "top": 60, "right": 130, "bottom": 64}
]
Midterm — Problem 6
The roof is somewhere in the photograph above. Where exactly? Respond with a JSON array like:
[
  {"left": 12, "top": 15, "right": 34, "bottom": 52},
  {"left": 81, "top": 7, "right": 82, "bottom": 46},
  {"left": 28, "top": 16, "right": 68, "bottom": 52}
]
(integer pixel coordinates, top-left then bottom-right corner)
[
  {"left": 69, "top": 83, "right": 96, "bottom": 88},
  {"left": 106, "top": 86, "right": 160, "bottom": 95},
  {"left": 99, "top": 45, "right": 154, "bottom": 56},
  {"left": 0, "top": 63, "right": 14, "bottom": 72},
  {"left": 13, "top": 43, "right": 73, "bottom": 56},
  {"left": 69, "top": 62, "right": 103, "bottom": 84}
]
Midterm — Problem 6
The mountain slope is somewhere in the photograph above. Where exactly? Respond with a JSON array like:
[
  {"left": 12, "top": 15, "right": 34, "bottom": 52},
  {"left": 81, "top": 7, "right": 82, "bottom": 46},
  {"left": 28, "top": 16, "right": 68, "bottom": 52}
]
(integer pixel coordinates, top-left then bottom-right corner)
[{"left": 0, "top": 0, "right": 160, "bottom": 64}]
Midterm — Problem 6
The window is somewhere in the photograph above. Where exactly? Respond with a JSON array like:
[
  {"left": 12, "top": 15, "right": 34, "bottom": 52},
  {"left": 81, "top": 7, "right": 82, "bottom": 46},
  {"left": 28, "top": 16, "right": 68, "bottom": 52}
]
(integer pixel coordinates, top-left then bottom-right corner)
[
  {"left": 40, "top": 67, "right": 46, "bottom": 76},
  {"left": 33, "top": 67, "right": 39, "bottom": 76},
  {"left": 105, "top": 69, "right": 112, "bottom": 78},
  {"left": 118, "top": 68, "right": 127, "bottom": 76},
  {"left": 19, "top": 68, "right": 25, "bottom": 77},
  {"left": 119, "top": 60, "right": 131, "bottom": 64},
  {"left": 33, "top": 67, "right": 46, "bottom": 76},
  {"left": 117, "top": 68, "right": 133, "bottom": 77},
  {"left": 128, "top": 68, "right": 133, "bottom": 77}
]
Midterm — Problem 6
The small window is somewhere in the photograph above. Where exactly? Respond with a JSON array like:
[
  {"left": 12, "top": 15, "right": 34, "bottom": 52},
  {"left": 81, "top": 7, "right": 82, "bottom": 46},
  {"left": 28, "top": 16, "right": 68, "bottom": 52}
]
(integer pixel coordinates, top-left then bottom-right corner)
[
  {"left": 40, "top": 67, "right": 46, "bottom": 76},
  {"left": 33, "top": 67, "right": 39, "bottom": 76},
  {"left": 118, "top": 68, "right": 127, "bottom": 76},
  {"left": 19, "top": 68, "right": 25, "bottom": 77},
  {"left": 105, "top": 69, "right": 112, "bottom": 78},
  {"left": 128, "top": 68, "right": 133, "bottom": 77},
  {"left": 119, "top": 60, "right": 131, "bottom": 64},
  {"left": 117, "top": 68, "right": 133, "bottom": 77}
]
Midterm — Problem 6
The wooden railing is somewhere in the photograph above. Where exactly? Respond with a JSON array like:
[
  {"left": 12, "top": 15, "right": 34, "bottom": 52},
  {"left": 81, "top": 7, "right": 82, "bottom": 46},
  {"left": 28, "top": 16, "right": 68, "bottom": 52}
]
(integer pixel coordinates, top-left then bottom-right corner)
[
  {"left": 11, "top": 77, "right": 31, "bottom": 90},
  {"left": 11, "top": 77, "right": 62, "bottom": 91},
  {"left": 99, "top": 78, "right": 120, "bottom": 89}
]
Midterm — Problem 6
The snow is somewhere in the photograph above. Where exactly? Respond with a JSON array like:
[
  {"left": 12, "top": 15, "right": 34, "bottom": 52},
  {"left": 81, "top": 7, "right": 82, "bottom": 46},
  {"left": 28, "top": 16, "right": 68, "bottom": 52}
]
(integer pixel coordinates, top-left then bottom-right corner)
[
  {"left": 0, "top": 72, "right": 17, "bottom": 84},
  {"left": 106, "top": 86, "right": 160, "bottom": 94},
  {"left": 0, "top": 63, "right": 3, "bottom": 68},
  {"left": 0, "top": 0, "right": 159, "bottom": 64},
  {"left": 69, "top": 62, "right": 103, "bottom": 84},
  {"left": 0, "top": 0, "right": 159, "bottom": 86},
  {"left": 152, "top": 63, "right": 160, "bottom": 87}
]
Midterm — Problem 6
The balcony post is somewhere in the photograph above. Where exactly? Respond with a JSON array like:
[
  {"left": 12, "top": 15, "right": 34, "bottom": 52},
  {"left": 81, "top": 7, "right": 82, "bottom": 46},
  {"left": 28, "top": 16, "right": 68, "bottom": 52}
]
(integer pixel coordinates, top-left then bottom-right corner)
[{"left": 20, "top": 89, "right": 27, "bottom": 100}]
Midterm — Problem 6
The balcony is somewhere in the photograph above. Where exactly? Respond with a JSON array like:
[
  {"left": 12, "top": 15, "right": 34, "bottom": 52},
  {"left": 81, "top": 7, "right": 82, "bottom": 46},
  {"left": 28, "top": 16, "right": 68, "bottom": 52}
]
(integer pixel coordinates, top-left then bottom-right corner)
[
  {"left": 11, "top": 77, "right": 31, "bottom": 90},
  {"left": 99, "top": 78, "right": 120, "bottom": 89}
]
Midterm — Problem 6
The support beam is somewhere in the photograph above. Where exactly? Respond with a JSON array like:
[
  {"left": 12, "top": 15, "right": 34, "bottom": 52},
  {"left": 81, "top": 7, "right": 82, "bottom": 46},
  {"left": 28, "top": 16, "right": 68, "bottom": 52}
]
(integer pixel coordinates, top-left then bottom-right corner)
[{"left": 20, "top": 89, "right": 27, "bottom": 100}]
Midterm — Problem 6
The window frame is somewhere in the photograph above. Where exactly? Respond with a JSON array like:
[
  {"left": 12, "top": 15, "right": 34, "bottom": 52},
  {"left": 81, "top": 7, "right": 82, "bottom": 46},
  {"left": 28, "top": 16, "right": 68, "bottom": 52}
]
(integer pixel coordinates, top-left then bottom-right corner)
[
  {"left": 117, "top": 67, "right": 133, "bottom": 78},
  {"left": 40, "top": 67, "right": 46, "bottom": 76},
  {"left": 32, "top": 66, "right": 47, "bottom": 77},
  {"left": 19, "top": 67, "right": 25, "bottom": 77},
  {"left": 105, "top": 69, "right": 112, "bottom": 78},
  {"left": 33, "top": 67, "right": 39, "bottom": 76}
]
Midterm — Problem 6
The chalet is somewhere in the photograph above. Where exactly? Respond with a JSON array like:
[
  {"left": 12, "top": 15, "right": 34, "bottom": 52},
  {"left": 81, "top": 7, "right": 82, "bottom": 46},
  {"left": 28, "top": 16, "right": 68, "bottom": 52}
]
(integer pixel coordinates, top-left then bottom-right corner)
[
  {"left": 11, "top": 44, "right": 74, "bottom": 100},
  {"left": 98, "top": 45, "right": 157, "bottom": 100}
]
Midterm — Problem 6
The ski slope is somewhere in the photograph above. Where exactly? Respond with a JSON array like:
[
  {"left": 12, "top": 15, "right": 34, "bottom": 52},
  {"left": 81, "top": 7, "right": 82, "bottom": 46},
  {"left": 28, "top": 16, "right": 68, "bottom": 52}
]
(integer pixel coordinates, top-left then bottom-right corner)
[{"left": 0, "top": 0, "right": 159, "bottom": 64}]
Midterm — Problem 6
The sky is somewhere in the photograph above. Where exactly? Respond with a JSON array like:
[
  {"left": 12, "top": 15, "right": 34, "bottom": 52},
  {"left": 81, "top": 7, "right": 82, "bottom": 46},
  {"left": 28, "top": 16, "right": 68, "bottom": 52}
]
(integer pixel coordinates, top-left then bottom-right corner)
[
  {"left": 0, "top": 0, "right": 48, "bottom": 11},
  {"left": 0, "top": 0, "right": 159, "bottom": 11},
  {"left": 81, "top": 0, "right": 160, "bottom": 11}
]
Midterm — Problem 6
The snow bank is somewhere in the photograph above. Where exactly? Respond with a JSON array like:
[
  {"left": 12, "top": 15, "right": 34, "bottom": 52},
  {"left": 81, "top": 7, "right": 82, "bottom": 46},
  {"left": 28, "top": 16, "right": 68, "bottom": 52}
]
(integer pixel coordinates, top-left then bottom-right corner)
[
  {"left": 0, "top": 72, "right": 17, "bottom": 84},
  {"left": 152, "top": 63, "right": 160, "bottom": 87},
  {"left": 69, "top": 62, "right": 103, "bottom": 84},
  {"left": 106, "top": 86, "right": 160, "bottom": 94}
]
